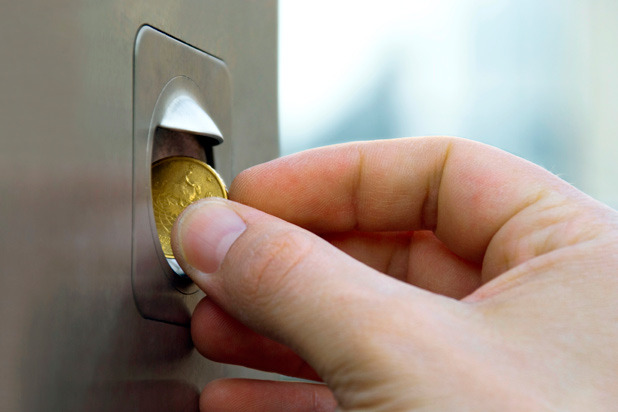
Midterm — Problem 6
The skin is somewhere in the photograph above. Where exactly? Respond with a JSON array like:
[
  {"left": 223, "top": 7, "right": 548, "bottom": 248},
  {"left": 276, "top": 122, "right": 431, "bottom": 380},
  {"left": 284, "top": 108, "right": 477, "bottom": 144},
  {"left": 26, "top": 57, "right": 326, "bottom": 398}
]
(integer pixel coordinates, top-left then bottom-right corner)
[{"left": 171, "top": 136, "right": 618, "bottom": 411}]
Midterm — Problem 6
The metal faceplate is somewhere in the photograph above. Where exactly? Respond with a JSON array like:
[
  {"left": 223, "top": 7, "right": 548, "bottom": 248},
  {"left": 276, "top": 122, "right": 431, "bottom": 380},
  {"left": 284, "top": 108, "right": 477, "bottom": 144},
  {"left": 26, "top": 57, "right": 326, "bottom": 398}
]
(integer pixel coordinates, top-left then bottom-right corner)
[
  {"left": 132, "top": 26, "right": 232, "bottom": 325},
  {"left": 0, "top": 1, "right": 278, "bottom": 411}
]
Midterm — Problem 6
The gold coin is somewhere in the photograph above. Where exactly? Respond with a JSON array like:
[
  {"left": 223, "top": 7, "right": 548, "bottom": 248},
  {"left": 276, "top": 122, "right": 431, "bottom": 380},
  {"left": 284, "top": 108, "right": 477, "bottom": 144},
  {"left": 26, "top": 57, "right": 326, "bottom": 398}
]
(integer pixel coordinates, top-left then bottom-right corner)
[{"left": 151, "top": 156, "right": 227, "bottom": 258}]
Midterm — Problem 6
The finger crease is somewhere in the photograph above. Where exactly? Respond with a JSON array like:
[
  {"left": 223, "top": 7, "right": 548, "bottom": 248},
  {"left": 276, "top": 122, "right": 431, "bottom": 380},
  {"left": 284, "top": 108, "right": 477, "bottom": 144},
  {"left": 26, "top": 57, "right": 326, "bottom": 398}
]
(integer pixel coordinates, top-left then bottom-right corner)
[
  {"left": 422, "top": 140, "right": 452, "bottom": 231},
  {"left": 351, "top": 145, "right": 365, "bottom": 231}
]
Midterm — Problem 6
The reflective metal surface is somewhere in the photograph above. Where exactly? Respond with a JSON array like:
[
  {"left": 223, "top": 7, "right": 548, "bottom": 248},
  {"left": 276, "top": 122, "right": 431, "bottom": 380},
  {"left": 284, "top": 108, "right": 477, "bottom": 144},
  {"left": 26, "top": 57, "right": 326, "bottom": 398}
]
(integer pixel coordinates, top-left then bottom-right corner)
[
  {"left": 159, "top": 95, "right": 224, "bottom": 142},
  {"left": 133, "top": 27, "right": 232, "bottom": 321},
  {"left": 0, "top": 1, "right": 278, "bottom": 411}
]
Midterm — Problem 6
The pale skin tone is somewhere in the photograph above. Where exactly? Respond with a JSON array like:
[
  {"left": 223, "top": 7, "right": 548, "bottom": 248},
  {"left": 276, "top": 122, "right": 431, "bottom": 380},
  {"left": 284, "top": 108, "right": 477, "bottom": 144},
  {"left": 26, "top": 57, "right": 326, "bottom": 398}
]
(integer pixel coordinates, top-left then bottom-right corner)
[{"left": 171, "top": 136, "right": 618, "bottom": 411}]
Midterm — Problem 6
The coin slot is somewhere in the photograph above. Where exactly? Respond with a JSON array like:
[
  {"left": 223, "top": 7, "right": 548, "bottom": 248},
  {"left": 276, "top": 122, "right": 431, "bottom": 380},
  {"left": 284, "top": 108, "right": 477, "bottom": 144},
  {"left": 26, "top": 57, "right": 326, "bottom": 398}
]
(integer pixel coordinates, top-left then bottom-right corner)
[{"left": 149, "top": 93, "right": 227, "bottom": 280}]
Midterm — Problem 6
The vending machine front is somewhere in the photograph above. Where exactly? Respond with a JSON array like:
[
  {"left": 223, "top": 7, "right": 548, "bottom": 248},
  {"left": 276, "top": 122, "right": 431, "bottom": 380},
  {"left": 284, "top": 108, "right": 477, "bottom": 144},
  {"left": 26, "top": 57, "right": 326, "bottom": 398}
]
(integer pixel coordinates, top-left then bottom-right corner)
[{"left": 0, "top": 1, "right": 278, "bottom": 411}]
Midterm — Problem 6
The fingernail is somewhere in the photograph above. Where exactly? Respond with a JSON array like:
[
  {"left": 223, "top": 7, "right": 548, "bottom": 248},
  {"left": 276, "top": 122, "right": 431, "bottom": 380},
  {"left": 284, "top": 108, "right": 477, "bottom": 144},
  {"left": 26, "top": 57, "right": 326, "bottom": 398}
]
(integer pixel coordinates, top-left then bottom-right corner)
[{"left": 175, "top": 199, "right": 247, "bottom": 274}]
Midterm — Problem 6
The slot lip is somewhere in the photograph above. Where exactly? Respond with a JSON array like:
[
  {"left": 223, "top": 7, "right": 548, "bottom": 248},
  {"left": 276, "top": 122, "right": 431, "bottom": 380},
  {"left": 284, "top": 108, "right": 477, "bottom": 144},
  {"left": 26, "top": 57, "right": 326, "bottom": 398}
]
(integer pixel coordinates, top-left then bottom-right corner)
[{"left": 159, "top": 94, "right": 224, "bottom": 143}]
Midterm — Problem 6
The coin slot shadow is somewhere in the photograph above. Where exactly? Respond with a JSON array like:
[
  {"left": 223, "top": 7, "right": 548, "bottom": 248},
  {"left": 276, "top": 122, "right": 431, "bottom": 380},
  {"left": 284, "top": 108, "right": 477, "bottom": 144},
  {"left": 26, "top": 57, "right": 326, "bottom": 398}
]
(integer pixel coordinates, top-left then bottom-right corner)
[{"left": 152, "top": 127, "right": 220, "bottom": 168}]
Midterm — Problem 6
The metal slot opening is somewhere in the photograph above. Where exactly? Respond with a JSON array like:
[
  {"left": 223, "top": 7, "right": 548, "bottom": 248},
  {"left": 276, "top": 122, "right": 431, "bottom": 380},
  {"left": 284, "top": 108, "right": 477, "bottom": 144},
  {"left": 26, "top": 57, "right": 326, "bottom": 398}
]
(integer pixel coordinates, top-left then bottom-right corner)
[{"left": 149, "top": 92, "right": 225, "bottom": 282}]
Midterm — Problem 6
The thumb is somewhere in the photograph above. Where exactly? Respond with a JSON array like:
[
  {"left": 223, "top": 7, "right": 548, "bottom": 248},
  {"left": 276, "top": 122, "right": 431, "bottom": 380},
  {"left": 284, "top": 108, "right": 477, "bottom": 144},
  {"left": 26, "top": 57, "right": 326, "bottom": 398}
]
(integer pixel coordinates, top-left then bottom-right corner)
[{"left": 171, "top": 198, "right": 450, "bottom": 382}]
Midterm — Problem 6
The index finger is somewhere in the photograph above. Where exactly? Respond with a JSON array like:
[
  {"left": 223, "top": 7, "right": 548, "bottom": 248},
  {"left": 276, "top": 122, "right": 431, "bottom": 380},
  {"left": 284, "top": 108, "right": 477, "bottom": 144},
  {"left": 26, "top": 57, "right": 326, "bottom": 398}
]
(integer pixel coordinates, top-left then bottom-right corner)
[{"left": 230, "top": 136, "right": 575, "bottom": 264}]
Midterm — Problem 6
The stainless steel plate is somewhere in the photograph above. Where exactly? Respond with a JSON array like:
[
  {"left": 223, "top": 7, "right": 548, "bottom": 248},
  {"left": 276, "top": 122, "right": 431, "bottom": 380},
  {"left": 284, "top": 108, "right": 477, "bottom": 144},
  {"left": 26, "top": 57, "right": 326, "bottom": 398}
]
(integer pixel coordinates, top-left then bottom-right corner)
[{"left": 133, "top": 26, "right": 232, "bottom": 324}]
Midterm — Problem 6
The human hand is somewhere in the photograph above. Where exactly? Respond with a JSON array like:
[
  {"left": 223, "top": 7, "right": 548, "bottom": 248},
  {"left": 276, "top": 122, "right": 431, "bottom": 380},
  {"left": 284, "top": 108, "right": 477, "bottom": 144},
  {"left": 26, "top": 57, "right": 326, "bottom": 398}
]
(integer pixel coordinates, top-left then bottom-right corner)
[{"left": 171, "top": 137, "right": 618, "bottom": 411}]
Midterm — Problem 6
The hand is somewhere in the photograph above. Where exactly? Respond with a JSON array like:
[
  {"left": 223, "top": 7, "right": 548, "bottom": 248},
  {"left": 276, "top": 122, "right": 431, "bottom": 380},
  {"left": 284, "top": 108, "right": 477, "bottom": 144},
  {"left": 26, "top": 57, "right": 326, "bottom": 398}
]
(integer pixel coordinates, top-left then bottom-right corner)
[{"left": 171, "top": 137, "right": 618, "bottom": 411}]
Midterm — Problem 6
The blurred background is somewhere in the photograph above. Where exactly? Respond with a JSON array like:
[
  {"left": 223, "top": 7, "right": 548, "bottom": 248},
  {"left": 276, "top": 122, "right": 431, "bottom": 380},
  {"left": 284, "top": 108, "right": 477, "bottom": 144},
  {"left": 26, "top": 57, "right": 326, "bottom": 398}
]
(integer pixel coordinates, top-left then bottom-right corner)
[{"left": 278, "top": 0, "right": 618, "bottom": 209}]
